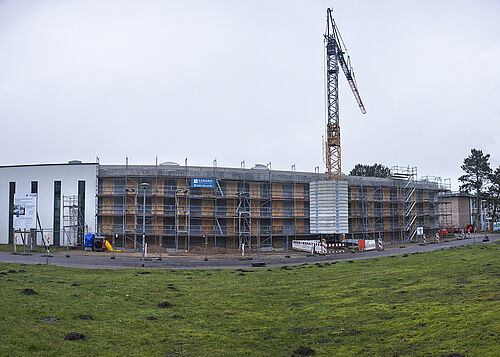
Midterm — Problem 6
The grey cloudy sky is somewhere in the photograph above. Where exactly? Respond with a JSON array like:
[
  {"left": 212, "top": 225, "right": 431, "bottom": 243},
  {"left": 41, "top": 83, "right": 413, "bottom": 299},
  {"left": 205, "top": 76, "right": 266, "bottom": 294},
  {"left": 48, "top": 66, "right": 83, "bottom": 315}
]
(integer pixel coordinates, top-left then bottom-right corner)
[{"left": 0, "top": 0, "right": 499, "bottom": 189}]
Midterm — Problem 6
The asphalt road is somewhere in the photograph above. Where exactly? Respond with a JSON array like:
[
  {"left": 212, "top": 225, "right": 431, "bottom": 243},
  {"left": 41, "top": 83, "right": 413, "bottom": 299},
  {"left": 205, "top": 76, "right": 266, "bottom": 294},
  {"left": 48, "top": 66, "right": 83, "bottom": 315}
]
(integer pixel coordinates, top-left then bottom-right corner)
[{"left": 0, "top": 234, "right": 498, "bottom": 270}]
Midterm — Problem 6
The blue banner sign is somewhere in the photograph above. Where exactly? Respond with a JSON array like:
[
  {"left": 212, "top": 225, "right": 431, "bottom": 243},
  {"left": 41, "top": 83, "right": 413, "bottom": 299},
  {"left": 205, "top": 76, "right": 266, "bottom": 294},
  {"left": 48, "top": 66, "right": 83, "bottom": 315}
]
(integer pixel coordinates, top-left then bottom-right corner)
[{"left": 191, "top": 178, "right": 215, "bottom": 188}]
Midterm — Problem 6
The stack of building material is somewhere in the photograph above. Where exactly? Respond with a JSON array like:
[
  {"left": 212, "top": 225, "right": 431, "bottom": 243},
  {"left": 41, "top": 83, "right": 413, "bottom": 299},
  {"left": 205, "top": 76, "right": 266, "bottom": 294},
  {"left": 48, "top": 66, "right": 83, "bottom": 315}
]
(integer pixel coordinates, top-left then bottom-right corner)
[{"left": 309, "top": 181, "right": 348, "bottom": 234}]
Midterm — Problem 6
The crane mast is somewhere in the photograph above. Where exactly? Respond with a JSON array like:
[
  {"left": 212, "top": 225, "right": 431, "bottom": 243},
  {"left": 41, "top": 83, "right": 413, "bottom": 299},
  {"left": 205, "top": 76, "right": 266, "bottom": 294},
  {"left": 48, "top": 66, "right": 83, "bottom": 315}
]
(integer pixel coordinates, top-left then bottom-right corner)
[{"left": 324, "top": 8, "right": 366, "bottom": 181}]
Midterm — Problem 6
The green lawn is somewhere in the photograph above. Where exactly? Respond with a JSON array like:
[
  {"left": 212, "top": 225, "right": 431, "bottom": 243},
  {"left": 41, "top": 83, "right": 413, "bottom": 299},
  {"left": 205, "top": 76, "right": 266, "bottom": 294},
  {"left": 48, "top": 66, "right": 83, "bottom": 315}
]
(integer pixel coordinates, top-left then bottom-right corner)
[{"left": 0, "top": 245, "right": 498, "bottom": 356}]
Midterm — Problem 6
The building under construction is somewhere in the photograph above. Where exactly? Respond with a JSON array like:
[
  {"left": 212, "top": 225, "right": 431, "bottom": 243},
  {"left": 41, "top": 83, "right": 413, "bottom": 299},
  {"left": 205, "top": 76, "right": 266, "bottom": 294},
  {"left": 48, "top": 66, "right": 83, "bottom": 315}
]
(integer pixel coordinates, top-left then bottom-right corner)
[
  {"left": 0, "top": 9, "right": 453, "bottom": 250},
  {"left": 96, "top": 162, "right": 450, "bottom": 250}
]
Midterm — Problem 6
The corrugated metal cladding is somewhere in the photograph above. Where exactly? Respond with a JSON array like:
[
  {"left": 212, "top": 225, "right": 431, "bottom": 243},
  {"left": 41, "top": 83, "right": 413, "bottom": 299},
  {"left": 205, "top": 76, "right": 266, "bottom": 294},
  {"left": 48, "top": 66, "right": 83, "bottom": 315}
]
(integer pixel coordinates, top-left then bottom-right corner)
[{"left": 309, "top": 180, "right": 348, "bottom": 234}]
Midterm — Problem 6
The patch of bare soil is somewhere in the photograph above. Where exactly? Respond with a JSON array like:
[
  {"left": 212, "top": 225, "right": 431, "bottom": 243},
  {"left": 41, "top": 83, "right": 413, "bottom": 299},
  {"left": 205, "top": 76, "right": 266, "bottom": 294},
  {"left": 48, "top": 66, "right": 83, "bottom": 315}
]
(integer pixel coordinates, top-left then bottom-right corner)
[
  {"left": 40, "top": 317, "right": 58, "bottom": 323},
  {"left": 146, "top": 316, "right": 158, "bottom": 321},
  {"left": 20, "top": 288, "right": 38, "bottom": 295},
  {"left": 78, "top": 314, "right": 94, "bottom": 320},
  {"left": 158, "top": 301, "right": 173, "bottom": 308},
  {"left": 292, "top": 346, "right": 316, "bottom": 356},
  {"left": 64, "top": 332, "right": 86, "bottom": 341},
  {"left": 172, "top": 315, "right": 184, "bottom": 319}
]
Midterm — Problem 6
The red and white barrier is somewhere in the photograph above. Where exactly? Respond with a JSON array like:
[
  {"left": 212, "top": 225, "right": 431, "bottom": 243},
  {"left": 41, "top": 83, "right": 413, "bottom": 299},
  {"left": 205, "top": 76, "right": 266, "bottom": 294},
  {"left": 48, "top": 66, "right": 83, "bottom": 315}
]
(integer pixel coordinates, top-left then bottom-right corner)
[
  {"left": 423, "top": 234, "right": 427, "bottom": 245},
  {"left": 377, "top": 237, "right": 383, "bottom": 251},
  {"left": 435, "top": 232, "right": 440, "bottom": 243},
  {"left": 291, "top": 240, "right": 344, "bottom": 254},
  {"left": 357, "top": 239, "right": 376, "bottom": 251}
]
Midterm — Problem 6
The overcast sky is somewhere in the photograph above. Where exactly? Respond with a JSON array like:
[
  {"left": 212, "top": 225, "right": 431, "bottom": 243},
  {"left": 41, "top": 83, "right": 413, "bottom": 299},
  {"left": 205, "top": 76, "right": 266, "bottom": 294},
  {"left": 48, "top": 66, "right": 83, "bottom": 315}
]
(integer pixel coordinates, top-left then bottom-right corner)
[{"left": 0, "top": 0, "right": 499, "bottom": 189}]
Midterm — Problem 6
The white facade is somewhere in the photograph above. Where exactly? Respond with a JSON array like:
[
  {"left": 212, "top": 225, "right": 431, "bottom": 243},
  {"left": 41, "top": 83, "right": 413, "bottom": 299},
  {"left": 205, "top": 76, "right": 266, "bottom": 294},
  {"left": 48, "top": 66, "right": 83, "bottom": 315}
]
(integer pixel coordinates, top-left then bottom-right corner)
[
  {"left": 309, "top": 180, "right": 349, "bottom": 234},
  {"left": 0, "top": 163, "right": 97, "bottom": 245}
]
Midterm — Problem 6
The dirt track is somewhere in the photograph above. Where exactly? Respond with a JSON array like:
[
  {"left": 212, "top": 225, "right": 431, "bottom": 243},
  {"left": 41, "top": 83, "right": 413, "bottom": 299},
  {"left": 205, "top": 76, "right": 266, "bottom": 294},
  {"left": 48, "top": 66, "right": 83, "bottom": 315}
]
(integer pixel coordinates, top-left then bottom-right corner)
[{"left": 0, "top": 234, "right": 498, "bottom": 270}]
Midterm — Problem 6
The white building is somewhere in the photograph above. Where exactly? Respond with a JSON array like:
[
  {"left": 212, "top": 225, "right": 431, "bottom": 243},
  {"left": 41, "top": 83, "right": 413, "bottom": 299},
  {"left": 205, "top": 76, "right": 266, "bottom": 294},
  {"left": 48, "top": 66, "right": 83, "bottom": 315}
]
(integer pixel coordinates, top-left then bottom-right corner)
[{"left": 0, "top": 162, "right": 97, "bottom": 246}]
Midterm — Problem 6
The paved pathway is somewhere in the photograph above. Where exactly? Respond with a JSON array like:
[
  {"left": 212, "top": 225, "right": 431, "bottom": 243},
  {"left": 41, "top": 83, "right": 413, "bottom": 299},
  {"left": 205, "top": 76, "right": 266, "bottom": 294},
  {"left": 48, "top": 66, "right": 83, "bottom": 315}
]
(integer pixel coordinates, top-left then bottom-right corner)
[{"left": 0, "top": 234, "right": 498, "bottom": 270}]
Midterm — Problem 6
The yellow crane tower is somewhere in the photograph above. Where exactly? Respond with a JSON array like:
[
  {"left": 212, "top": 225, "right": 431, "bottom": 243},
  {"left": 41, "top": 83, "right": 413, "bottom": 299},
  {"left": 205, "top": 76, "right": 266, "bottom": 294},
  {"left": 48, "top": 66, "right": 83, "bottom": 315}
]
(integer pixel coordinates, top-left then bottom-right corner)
[{"left": 324, "top": 8, "right": 366, "bottom": 180}]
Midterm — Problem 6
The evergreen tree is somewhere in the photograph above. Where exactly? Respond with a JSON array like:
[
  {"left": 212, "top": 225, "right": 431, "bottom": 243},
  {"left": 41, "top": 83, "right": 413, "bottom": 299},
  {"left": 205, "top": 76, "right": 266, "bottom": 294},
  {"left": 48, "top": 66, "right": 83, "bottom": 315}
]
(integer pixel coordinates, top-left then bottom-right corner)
[
  {"left": 487, "top": 167, "right": 500, "bottom": 223},
  {"left": 458, "top": 149, "right": 492, "bottom": 229},
  {"left": 350, "top": 163, "right": 391, "bottom": 178}
]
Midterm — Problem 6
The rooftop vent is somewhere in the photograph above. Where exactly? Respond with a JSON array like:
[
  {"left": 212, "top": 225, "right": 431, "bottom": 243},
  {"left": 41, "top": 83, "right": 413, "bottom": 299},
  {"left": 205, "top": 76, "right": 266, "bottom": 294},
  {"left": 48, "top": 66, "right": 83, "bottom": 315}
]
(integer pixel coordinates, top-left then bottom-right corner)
[
  {"left": 68, "top": 160, "right": 82, "bottom": 165},
  {"left": 252, "top": 164, "right": 268, "bottom": 170},
  {"left": 160, "top": 161, "right": 180, "bottom": 166}
]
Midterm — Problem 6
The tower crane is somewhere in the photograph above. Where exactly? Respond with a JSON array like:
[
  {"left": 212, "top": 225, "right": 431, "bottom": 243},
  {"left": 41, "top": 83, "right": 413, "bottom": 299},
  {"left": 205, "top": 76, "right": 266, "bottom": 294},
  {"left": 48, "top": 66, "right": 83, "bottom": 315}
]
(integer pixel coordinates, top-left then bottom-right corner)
[{"left": 324, "top": 8, "right": 366, "bottom": 181}]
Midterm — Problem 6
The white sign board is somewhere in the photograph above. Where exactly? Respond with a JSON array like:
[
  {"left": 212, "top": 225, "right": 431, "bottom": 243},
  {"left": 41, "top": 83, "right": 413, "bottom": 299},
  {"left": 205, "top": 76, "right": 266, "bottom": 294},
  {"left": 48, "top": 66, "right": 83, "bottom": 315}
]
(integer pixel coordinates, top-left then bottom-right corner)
[
  {"left": 416, "top": 226, "right": 424, "bottom": 236},
  {"left": 13, "top": 193, "right": 37, "bottom": 230}
]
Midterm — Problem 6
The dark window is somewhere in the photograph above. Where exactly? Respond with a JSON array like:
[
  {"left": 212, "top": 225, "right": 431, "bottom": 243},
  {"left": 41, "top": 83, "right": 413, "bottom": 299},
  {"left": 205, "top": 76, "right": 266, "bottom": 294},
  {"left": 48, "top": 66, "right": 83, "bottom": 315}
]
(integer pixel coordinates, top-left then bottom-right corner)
[
  {"left": 282, "top": 183, "right": 293, "bottom": 198},
  {"left": 190, "top": 187, "right": 202, "bottom": 196},
  {"left": 8, "top": 182, "right": 15, "bottom": 244},
  {"left": 260, "top": 182, "right": 270, "bottom": 198},
  {"left": 114, "top": 179, "right": 125, "bottom": 194},
  {"left": 261, "top": 201, "right": 271, "bottom": 216},
  {"left": 31, "top": 181, "right": 38, "bottom": 194},
  {"left": 283, "top": 201, "right": 294, "bottom": 216},
  {"left": 164, "top": 178, "right": 176, "bottom": 195},
  {"left": 191, "top": 218, "right": 202, "bottom": 235},
  {"left": 163, "top": 217, "right": 175, "bottom": 235},
  {"left": 114, "top": 216, "right": 123, "bottom": 233},
  {"left": 214, "top": 237, "right": 226, "bottom": 247},
  {"left": 164, "top": 197, "right": 175, "bottom": 214},
  {"left": 191, "top": 199, "right": 202, "bottom": 216},
  {"left": 217, "top": 181, "right": 226, "bottom": 196},
  {"left": 53, "top": 181, "right": 61, "bottom": 245},
  {"left": 114, "top": 197, "right": 123, "bottom": 214},
  {"left": 238, "top": 181, "right": 249, "bottom": 194},
  {"left": 77, "top": 181, "right": 86, "bottom": 245}
]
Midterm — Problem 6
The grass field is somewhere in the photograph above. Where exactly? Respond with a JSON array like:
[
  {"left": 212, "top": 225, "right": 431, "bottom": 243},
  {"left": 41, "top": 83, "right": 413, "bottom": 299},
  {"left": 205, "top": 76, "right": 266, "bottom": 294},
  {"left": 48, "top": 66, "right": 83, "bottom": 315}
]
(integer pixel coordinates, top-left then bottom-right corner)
[{"left": 0, "top": 244, "right": 498, "bottom": 356}]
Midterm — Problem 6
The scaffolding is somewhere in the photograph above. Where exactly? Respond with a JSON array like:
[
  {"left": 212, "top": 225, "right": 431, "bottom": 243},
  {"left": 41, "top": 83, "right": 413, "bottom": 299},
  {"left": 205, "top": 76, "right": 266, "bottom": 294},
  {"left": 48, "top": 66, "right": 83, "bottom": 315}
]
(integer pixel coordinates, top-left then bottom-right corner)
[
  {"left": 123, "top": 158, "right": 139, "bottom": 249},
  {"left": 259, "top": 168, "right": 273, "bottom": 248},
  {"left": 96, "top": 162, "right": 450, "bottom": 252},
  {"left": 62, "top": 195, "right": 83, "bottom": 246},
  {"left": 391, "top": 166, "right": 418, "bottom": 242},
  {"left": 236, "top": 191, "right": 251, "bottom": 250},
  {"left": 347, "top": 167, "right": 449, "bottom": 243}
]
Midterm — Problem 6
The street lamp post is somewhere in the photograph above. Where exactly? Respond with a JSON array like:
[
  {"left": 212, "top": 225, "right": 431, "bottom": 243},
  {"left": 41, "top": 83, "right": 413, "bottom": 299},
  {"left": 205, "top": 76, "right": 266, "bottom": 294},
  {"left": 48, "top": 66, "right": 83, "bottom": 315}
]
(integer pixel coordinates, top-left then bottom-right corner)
[
  {"left": 141, "top": 182, "right": 150, "bottom": 267},
  {"left": 204, "top": 235, "right": 208, "bottom": 261}
]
